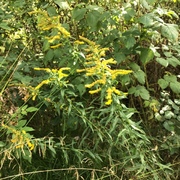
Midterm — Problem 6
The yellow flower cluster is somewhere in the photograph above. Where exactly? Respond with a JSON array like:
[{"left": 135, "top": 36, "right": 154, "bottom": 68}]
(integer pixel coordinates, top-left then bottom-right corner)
[
  {"left": 29, "top": 10, "right": 70, "bottom": 48},
  {"left": 105, "top": 87, "right": 125, "bottom": 105},
  {"left": 31, "top": 67, "right": 70, "bottom": 100},
  {"left": 2, "top": 124, "right": 34, "bottom": 150},
  {"left": 77, "top": 36, "right": 132, "bottom": 105}
]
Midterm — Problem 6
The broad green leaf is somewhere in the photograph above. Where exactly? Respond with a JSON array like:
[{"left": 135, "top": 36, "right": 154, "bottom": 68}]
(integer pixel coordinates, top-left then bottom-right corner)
[
  {"left": 146, "top": 0, "right": 156, "bottom": 5},
  {"left": 43, "top": 39, "right": 50, "bottom": 52},
  {"left": 134, "top": 70, "right": 146, "bottom": 85},
  {"left": 17, "top": 120, "right": 27, "bottom": 127},
  {"left": 156, "top": 57, "right": 168, "bottom": 67},
  {"left": 161, "top": 24, "right": 178, "bottom": 42},
  {"left": 0, "top": 23, "right": 11, "bottom": 30},
  {"left": 138, "top": 14, "right": 154, "bottom": 27},
  {"left": 163, "top": 121, "right": 174, "bottom": 132},
  {"left": 86, "top": 11, "right": 100, "bottom": 30},
  {"left": 123, "top": 7, "right": 136, "bottom": 21},
  {"left": 0, "top": 141, "right": 6, "bottom": 147},
  {"left": 77, "top": 84, "right": 86, "bottom": 96},
  {"left": 125, "top": 36, "right": 136, "bottom": 49},
  {"left": 54, "top": 0, "right": 70, "bottom": 9},
  {"left": 26, "top": 107, "right": 38, "bottom": 112},
  {"left": 86, "top": 5, "right": 104, "bottom": 12},
  {"left": 170, "top": 82, "right": 180, "bottom": 94},
  {"left": 114, "top": 52, "right": 126, "bottom": 64},
  {"left": 164, "top": 74, "right": 177, "bottom": 83},
  {"left": 22, "top": 127, "right": 34, "bottom": 132},
  {"left": 129, "top": 62, "right": 140, "bottom": 71},
  {"left": 167, "top": 57, "right": 180, "bottom": 67},
  {"left": 138, "top": 86, "right": 150, "bottom": 100},
  {"left": 72, "top": 8, "right": 86, "bottom": 21},
  {"left": 45, "top": 49, "right": 54, "bottom": 62},
  {"left": 140, "top": 48, "right": 154, "bottom": 65},
  {"left": 128, "top": 85, "right": 150, "bottom": 100},
  {"left": 140, "top": 0, "right": 150, "bottom": 10},
  {"left": 158, "top": 78, "right": 169, "bottom": 89},
  {"left": 47, "top": 6, "right": 57, "bottom": 16}
]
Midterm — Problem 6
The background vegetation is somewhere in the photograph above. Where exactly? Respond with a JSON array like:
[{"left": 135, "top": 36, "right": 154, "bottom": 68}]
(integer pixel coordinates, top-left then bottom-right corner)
[{"left": 0, "top": 0, "right": 179, "bottom": 179}]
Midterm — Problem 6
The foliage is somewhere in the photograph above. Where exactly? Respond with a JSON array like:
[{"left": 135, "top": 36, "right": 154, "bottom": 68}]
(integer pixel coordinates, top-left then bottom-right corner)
[{"left": 0, "top": 0, "right": 180, "bottom": 179}]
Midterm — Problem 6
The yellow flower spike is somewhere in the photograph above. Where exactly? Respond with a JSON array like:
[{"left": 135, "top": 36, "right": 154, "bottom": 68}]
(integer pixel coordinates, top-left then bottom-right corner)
[
  {"left": 89, "top": 88, "right": 102, "bottom": 94},
  {"left": 58, "top": 68, "right": 70, "bottom": 78},
  {"left": 32, "top": 92, "right": 37, "bottom": 101},
  {"left": 85, "top": 82, "right": 95, "bottom": 88},
  {"left": 57, "top": 25, "right": 70, "bottom": 37},
  {"left": 22, "top": 130, "right": 26, "bottom": 134},
  {"left": 112, "top": 87, "right": 121, "bottom": 96},
  {"left": 79, "top": 36, "right": 96, "bottom": 46},
  {"left": 35, "top": 79, "right": 50, "bottom": 90},
  {"left": 52, "top": 69, "right": 58, "bottom": 73},
  {"left": 105, "top": 99, "right": 113, "bottom": 105},
  {"left": 50, "top": 44, "right": 62, "bottom": 49},
  {"left": 47, "top": 35, "right": 61, "bottom": 43},
  {"left": 34, "top": 67, "right": 51, "bottom": 73},
  {"left": 74, "top": 40, "right": 84, "bottom": 45},
  {"left": 26, "top": 139, "right": 34, "bottom": 151},
  {"left": 77, "top": 69, "right": 86, "bottom": 73}
]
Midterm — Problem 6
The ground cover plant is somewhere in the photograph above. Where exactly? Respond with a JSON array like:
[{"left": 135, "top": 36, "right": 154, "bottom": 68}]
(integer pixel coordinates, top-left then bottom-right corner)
[{"left": 0, "top": 0, "right": 179, "bottom": 179}]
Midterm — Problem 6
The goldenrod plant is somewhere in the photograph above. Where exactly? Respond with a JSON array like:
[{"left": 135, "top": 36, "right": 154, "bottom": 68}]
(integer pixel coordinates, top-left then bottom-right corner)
[{"left": 0, "top": 0, "right": 179, "bottom": 179}]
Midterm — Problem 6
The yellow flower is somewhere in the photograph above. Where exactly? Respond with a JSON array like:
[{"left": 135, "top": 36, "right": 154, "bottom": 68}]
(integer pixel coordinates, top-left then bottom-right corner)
[
  {"left": 50, "top": 43, "right": 62, "bottom": 49},
  {"left": 77, "top": 69, "right": 86, "bottom": 73},
  {"left": 112, "top": 87, "right": 121, "bottom": 96},
  {"left": 74, "top": 40, "right": 84, "bottom": 45},
  {"left": 105, "top": 99, "right": 112, "bottom": 105},
  {"left": 35, "top": 79, "right": 50, "bottom": 90},
  {"left": 26, "top": 139, "right": 34, "bottom": 151},
  {"left": 79, "top": 36, "right": 96, "bottom": 46},
  {"left": 34, "top": 67, "right": 51, "bottom": 73},
  {"left": 89, "top": 88, "right": 102, "bottom": 94},
  {"left": 57, "top": 25, "right": 70, "bottom": 37},
  {"left": 47, "top": 35, "right": 61, "bottom": 43}
]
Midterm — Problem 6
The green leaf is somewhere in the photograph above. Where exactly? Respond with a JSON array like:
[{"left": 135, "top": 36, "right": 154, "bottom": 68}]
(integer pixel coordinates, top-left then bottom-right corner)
[
  {"left": 138, "top": 14, "right": 154, "bottom": 27},
  {"left": 77, "top": 84, "right": 86, "bottom": 96},
  {"left": 167, "top": 57, "right": 180, "bottom": 67},
  {"left": 134, "top": 70, "right": 146, "bottom": 85},
  {"left": 45, "top": 49, "right": 54, "bottom": 62},
  {"left": 140, "top": 0, "right": 150, "bottom": 10},
  {"left": 123, "top": 7, "right": 136, "bottom": 21},
  {"left": 140, "top": 48, "right": 154, "bottom": 65},
  {"left": 86, "top": 5, "right": 104, "bottom": 12},
  {"left": 47, "top": 6, "right": 57, "bottom": 16},
  {"left": 156, "top": 58, "right": 168, "bottom": 67},
  {"left": 128, "top": 85, "right": 150, "bottom": 100},
  {"left": 170, "top": 82, "right": 180, "bottom": 94},
  {"left": 163, "top": 121, "right": 174, "bottom": 132},
  {"left": 22, "top": 127, "right": 34, "bottom": 132},
  {"left": 158, "top": 79, "right": 169, "bottom": 89},
  {"left": 72, "top": 8, "right": 87, "bottom": 21},
  {"left": 43, "top": 39, "right": 50, "bottom": 52},
  {"left": 161, "top": 24, "right": 178, "bottom": 43},
  {"left": 114, "top": 52, "right": 126, "bottom": 64},
  {"left": 164, "top": 74, "right": 177, "bottom": 83},
  {"left": 26, "top": 107, "right": 38, "bottom": 112},
  {"left": 17, "top": 120, "right": 27, "bottom": 127},
  {"left": 86, "top": 11, "right": 101, "bottom": 31},
  {"left": 0, "top": 22, "right": 11, "bottom": 30},
  {"left": 22, "top": 149, "right": 32, "bottom": 163},
  {"left": 54, "top": 0, "right": 70, "bottom": 9},
  {"left": 0, "top": 141, "right": 6, "bottom": 147},
  {"left": 125, "top": 36, "right": 136, "bottom": 49}
]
